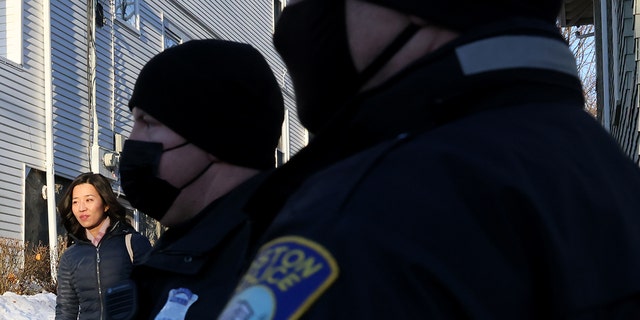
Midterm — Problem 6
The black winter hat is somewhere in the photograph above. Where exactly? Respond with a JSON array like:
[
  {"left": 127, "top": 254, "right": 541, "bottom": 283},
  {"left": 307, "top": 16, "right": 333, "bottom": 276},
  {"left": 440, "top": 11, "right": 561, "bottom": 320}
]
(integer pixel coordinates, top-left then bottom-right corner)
[
  {"left": 367, "top": 0, "right": 563, "bottom": 30},
  {"left": 129, "top": 39, "right": 284, "bottom": 170}
]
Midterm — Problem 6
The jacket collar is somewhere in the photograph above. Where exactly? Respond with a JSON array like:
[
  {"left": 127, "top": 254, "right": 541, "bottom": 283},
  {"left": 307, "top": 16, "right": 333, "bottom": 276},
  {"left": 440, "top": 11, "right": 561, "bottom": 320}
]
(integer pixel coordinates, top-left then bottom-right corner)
[
  {"left": 141, "top": 172, "right": 270, "bottom": 274},
  {"left": 70, "top": 220, "right": 130, "bottom": 245}
]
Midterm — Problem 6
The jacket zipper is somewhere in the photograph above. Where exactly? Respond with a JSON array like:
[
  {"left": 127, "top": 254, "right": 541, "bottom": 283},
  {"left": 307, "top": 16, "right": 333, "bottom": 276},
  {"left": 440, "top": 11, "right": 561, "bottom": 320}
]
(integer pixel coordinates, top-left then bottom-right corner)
[
  {"left": 96, "top": 244, "right": 103, "bottom": 320},
  {"left": 83, "top": 221, "right": 123, "bottom": 320}
]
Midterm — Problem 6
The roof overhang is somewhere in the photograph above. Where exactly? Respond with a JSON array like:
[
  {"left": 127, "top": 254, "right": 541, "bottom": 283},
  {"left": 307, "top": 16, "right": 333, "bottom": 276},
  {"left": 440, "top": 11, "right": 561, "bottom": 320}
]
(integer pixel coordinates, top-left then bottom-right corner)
[{"left": 558, "top": 0, "right": 594, "bottom": 27}]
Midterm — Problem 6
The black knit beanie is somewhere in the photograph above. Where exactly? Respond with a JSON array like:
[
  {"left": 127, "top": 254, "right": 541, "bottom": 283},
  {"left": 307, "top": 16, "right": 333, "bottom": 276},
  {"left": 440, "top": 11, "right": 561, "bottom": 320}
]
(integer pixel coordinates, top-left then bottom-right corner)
[
  {"left": 367, "top": 0, "right": 563, "bottom": 30},
  {"left": 128, "top": 39, "right": 284, "bottom": 170}
]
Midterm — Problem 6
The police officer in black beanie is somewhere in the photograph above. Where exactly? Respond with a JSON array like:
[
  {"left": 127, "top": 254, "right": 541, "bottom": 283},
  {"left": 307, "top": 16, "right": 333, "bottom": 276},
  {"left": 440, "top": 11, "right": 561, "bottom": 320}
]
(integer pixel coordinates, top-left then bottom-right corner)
[
  {"left": 218, "top": 0, "right": 640, "bottom": 319},
  {"left": 113, "top": 39, "right": 284, "bottom": 319}
]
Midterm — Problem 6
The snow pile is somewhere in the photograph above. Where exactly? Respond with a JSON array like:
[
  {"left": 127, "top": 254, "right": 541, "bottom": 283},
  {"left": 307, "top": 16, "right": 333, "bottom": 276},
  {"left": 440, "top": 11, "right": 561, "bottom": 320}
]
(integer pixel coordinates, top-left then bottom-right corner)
[{"left": 0, "top": 292, "right": 55, "bottom": 320}]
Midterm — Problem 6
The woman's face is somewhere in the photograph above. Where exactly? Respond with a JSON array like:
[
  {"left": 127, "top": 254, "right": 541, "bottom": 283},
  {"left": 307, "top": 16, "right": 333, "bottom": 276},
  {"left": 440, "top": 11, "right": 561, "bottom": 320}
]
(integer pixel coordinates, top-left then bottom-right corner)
[{"left": 72, "top": 183, "right": 108, "bottom": 233}]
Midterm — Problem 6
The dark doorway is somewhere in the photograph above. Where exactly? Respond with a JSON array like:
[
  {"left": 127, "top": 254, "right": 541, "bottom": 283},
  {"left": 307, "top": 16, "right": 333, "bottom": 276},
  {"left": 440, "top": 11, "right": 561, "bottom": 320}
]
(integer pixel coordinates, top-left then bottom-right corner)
[{"left": 24, "top": 168, "right": 70, "bottom": 247}]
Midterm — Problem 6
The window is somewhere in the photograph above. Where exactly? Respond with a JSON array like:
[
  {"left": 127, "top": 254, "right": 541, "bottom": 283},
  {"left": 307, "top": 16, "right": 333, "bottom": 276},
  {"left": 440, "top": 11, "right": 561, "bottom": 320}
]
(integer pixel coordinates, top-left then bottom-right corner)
[
  {"left": 0, "top": 0, "right": 21, "bottom": 64},
  {"left": 274, "top": 0, "right": 283, "bottom": 21},
  {"left": 276, "top": 110, "right": 289, "bottom": 167},
  {"left": 164, "top": 27, "right": 180, "bottom": 49},
  {"left": 163, "top": 20, "right": 189, "bottom": 50},
  {"left": 115, "top": 0, "right": 138, "bottom": 29},
  {"left": 273, "top": 0, "right": 285, "bottom": 30}
]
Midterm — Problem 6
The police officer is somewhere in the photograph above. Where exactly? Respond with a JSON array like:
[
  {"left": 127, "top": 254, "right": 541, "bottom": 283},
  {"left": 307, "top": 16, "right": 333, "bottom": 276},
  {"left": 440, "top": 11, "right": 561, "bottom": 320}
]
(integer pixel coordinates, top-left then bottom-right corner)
[
  {"left": 114, "top": 39, "right": 284, "bottom": 319},
  {"left": 219, "top": 0, "right": 640, "bottom": 319}
]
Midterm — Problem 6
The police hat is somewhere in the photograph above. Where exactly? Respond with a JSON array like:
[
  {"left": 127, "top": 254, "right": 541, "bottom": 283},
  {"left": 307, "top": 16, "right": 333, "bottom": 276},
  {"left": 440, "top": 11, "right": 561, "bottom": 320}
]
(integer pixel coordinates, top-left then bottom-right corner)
[
  {"left": 366, "top": 0, "right": 562, "bottom": 30},
  {"left": 128, "top": 39, "right": 284, "bottom": 170}
]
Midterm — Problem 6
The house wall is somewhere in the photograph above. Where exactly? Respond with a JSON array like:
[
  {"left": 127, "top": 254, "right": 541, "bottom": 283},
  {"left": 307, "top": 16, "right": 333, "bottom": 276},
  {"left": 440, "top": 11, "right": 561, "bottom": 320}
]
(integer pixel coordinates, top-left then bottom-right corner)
[
  {"left": 0, "top": 0, "right": 306, "bottom": 241},
  {"left": 50, "top": 0, "right": 91, "bottom": 178},
  {"left": 601, "top": 0, "right": 640, "bottom": 163},
  {"left": 0, "top": 0, "right": 46, "bottom": 239},
  {"left": 52, "top": 0, "right": 306, "bottom": 181}
]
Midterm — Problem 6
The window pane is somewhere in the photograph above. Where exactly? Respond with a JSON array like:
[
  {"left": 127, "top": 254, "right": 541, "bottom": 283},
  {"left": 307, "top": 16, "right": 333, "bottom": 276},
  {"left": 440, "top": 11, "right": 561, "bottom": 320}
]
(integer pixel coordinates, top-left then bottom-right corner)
[
  {"left": 0, "top": 0, "right": 21, "bottom": 63},
  {"left": 115, "top": 0, "right": 137, "bottom": 28},
  {"left": 164, "top": 27, "right": 181, "bottom": 50},
  {"left": 274, "top": 0, "right": 282, "bottom": 21}
]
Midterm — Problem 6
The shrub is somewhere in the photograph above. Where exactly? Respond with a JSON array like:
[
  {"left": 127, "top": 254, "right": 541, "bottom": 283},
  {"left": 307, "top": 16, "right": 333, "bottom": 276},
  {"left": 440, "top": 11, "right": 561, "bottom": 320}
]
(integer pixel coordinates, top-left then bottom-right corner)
[
  {"left": 0, "top": 236, "right": 67, "bottom": 295},
  {"left": 0, "top": 238, "right": 23, "bottom": 294}
]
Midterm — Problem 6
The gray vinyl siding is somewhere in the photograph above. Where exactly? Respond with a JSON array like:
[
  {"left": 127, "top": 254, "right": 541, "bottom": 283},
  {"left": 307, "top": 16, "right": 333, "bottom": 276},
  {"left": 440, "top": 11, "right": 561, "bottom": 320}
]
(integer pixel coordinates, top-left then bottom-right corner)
[
  {"left": 284, "top": 89, "right": 306, "bottom": 154},
  {"left": 601, "top": 0, "right": 640, "bottom": 163},
  {"left": 51, "top": 0, "right": 91, "bottom": 178},
  {"left": 53, "top": 0, "right": 308, "bottom": 176},
  {"left": 0, "top": 0, "right": 306, "bottom": 241},
  {"left": 0, "top": 0, "right": 45, "bottom": 239}
]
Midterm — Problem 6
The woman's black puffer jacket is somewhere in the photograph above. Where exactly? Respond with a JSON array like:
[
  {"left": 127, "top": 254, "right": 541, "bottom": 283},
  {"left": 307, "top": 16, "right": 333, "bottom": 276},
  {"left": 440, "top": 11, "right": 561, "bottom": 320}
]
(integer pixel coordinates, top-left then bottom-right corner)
[{"left": 55, "top": 221, "right": 151, "bottom": 320}]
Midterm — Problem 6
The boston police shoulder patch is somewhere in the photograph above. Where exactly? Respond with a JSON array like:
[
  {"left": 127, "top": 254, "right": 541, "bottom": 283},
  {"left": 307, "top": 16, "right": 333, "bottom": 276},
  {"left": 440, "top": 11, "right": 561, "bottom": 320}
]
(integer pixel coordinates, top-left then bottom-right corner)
[{"left": 218, "top": 236, "right": 339, "bottom": 320}]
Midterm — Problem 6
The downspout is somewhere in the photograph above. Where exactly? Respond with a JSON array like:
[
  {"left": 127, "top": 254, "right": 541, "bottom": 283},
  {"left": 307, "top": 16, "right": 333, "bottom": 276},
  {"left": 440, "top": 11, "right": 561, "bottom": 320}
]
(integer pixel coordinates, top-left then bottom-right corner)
[
  {"left": 89, "top": 0, "right": 100, "bottom": 173},
  {"left": 43, "top": 0, "right": 58, "bottom": 281},
  {"left": 600, "top": 0, "right": 611, "bottom": 131}
]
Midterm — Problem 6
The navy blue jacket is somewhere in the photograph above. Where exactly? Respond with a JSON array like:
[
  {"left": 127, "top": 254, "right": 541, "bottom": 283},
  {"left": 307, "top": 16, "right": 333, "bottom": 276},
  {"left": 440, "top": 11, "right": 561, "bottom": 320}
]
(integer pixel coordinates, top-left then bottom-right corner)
[
  {"left": 219, "top": 21, "right": 640, "bottom": 319},
  {"left": 129, "top": 172, "right": 271, "bottom": 319},
  {"left": 55, "top": 221, "right": 151, "bottom": 320}
]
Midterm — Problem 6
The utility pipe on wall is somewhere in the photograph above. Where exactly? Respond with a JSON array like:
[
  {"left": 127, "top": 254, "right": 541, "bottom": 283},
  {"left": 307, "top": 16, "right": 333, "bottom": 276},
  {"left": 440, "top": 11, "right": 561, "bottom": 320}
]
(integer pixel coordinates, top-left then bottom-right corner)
[
  {"left": 89, "top": 0, "right": 100, "bottom": 173},
  {"left": 600, "top": 0, "right": 611, "bottom": 131},
  {"left": 43, "top": 0, "right": 58, "bottom": 281}
]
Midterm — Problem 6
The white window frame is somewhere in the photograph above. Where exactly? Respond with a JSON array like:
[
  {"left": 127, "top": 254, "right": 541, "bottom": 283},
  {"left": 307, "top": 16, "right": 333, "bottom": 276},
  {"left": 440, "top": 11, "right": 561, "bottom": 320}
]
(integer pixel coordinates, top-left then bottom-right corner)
[
  {"left": 162, "top": 18, "right": 189, "bottom": 50},
  {"left": 303, "top": 129, "right": 310, "bottom": 146},
  {"left": 272, "top": 0, "right": 285, "bottom": 31},
  {"left": 276, "top": 110, "right": 290, "bottom": 167},
  {"left": 0, "top": 0, "right": 22, "bottom": 64},
  {"left": 114, "top": 0, "right": 139, "bottom": 30}
]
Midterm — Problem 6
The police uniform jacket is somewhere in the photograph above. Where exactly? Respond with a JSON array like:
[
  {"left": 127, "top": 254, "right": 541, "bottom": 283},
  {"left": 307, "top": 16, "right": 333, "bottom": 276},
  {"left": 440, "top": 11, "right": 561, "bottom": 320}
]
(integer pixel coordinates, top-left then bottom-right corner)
[
  {"left": 55, "top": 221, "right": 151, "bottom": 320},
  {"left": 218, "top": 20, "right": 640, "bottom": 319},
  {"left": 130, "top": 172, "right": 271, "bottom": 319}
]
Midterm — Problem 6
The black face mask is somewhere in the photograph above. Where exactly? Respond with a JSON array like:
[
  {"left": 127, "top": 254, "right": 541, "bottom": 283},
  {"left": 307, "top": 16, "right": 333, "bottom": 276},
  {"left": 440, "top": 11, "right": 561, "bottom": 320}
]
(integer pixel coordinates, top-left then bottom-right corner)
[
  {"left": 119, "top": 139, "right": 214, "bottom": 222},
  {"left": 273, "top": 0, "right": 355, "bottom": 134},
  {"left": 273, "top": 0, "right": 420, "bottom": 134}
]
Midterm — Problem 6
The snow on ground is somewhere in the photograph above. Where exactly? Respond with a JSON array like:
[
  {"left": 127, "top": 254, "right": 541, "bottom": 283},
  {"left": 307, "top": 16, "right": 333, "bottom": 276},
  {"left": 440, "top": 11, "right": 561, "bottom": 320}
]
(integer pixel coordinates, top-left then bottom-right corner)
[{"left": 0, "top": 292, "right": 55, "bottom": 320}]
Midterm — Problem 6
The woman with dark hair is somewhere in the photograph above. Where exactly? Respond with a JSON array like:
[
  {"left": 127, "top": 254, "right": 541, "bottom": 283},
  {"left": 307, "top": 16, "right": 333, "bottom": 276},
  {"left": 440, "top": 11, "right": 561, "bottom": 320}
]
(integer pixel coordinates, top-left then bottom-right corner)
[{"left": 55, "top": 172, "right": 151, "bottom": 320}]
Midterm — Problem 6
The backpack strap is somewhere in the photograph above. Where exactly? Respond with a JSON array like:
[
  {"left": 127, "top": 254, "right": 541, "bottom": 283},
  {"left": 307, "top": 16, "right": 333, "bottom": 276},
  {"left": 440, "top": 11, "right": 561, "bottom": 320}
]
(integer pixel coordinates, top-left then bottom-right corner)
[{"left": 125, "top": 233, "right": 134, "bottom": 263}]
